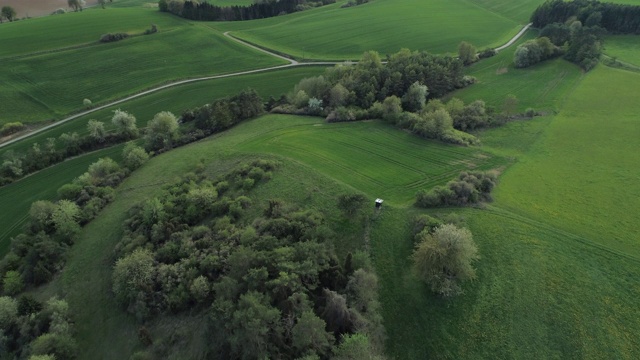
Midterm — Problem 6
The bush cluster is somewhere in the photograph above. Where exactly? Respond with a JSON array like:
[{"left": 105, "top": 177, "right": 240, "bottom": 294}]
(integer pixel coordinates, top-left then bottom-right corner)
[
  {"left": 0, "top": 122, "right": 26, "bottom": 137},
  {"left": 514, "top": 37, "right": 563, "bottom": 68},
  {"left": 99, "top": 33, "right": 129, "bottom": 43},
  {"left": 341, "top": 0, "right": 370, "bottom": 8},
  {"left": 416, "top": 171, "right": 497, "bottom": 207},
  {"left": 0, "top": 153, "right": 142, "bottom": 289},
  {"left": 0, "top": 296, "right": 77, "bottom": 359},
  {"left": 111, "top": 161, "right": 386, "bottom": 359}
]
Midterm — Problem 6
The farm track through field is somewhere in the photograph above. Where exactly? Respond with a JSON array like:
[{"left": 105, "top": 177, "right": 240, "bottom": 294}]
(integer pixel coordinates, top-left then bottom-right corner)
[{"left": 0, "top": 23, "right": 533, "bottom": 149}]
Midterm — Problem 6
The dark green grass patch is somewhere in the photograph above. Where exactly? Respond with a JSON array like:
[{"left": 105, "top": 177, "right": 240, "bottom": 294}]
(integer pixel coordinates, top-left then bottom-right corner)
[
  {"left": 603, "top": 35, "right": 640, "bottom": 67},
  {"left": 0, "top": 24, "right": 285, "bottom": 125},
  {"left": 215, "top": 0, "right": 521, "bottom": 60}
]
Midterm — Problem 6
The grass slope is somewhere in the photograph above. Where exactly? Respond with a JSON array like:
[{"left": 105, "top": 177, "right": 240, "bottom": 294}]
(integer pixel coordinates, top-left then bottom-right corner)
[
  {"left": 0, "top": 145, "right": 123, "bottom": 256},
  {"left": 215, "top": 0, "right": 522, "bottom": 60}
]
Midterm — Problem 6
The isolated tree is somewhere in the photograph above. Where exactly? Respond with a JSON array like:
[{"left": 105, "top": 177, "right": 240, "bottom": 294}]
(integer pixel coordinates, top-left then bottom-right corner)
[
  {"left": 97, "top": 0, "right": 106, "bottom": 9},
  {"left": 68, "top": 0, "right": 81, "bottom": 12},
  {"left": 329, "top": 83, "right": 350, "bottom": 108},
  {"left": 1, "top": 6, "right": 17, "bottom": 22},
  {"left": 458, "top": 41, "right": 478, "bottom": 65},
  {"left": 122, "top": 142, "right": 149, "bottom": 170},
  {"left": 87, "top": 120, "right": 106, "bottom": 142},
  {"left": 145, "top": 111, "right": 179, "bottom": 151},
  {"left": 52, "top": 200, "right": 81, "bottom": 242},
  {"left": 111, "top": 109, "right": 138, "bottom": 139},
  {"left": 112, "top": 248, "right": 155, "bottom": 316},
  {"left": 381, "top": 96, "right": 402, "bottom": 124},
  {"left": 412, "top": 224, "right": 479, "bottom": 297}
]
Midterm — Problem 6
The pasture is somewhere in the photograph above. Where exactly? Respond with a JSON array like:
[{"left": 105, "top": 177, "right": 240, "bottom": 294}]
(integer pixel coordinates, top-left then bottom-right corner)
[{"left": 215, "top": 0, "right": 523, "bottom": 60}]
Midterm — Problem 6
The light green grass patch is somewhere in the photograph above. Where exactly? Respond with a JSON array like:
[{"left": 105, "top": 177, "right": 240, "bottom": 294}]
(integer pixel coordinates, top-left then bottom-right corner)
[
  {"left": 494, "top": 66, "right": 640, "bottom": 258},
  {"left": 215, "top": 0, "right": 522, "bottom": 60}
]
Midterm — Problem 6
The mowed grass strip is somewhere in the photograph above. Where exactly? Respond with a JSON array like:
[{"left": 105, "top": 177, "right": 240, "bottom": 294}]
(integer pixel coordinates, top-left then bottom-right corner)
[
  {"left": 0, "top": 8, "right": 186, "bottom": 58},
  {"left": 372, "top": 206, "right": 640, "bottom": 359},
  {"left": 216, "top": 0, "right": 521, "bottom": 60},
  {"left": 493, "top": 66, "right": 640, "bottom": 258},
  {"left": 0, "top": 145, "right": 123, "bottom": 256},
  {"left": 0, "top": 66, "right": 326, "bottom": 155},
  {"left": 0, "top": 24, "right": 286, "bottom": 125}
]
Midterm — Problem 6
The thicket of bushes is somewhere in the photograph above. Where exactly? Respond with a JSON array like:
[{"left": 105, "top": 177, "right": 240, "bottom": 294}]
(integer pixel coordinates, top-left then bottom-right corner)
[
  {"left": 0, "top": 296, "right": 77, "bottom": 359},
  {"left": 160, "top": 0, "right": 335, "bottom": 21},
  {"left": 111, "top": 161, "right": 386, "bottom": 359},
  {"left": 416, "top": 171, "right": 497, "bottom": 207},
  {"left": 99, "top": 33, "right": 129, "bottom": 43},
  {"left": 0, "top": 122, "right": 26, "bottom": 137}
]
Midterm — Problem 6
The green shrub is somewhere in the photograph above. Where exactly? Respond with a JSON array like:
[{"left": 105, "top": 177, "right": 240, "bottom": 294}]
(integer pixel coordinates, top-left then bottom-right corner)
[{"left": 0, "top": 122, "right": 26, "bottom": 136}]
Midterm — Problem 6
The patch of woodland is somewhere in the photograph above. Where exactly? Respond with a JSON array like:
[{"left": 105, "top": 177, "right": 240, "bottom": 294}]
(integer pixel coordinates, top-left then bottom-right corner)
[
  {"left": 111, "top": 161, "right": 386, "bottom": 359},
  {"left": 160, "top": 0, "right": 336, "bottom": 21}
]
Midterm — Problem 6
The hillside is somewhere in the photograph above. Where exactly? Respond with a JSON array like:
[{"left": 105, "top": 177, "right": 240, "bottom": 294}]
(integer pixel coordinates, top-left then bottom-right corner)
[{"left": 1, "top": 0, "right": 639, "bottom": 359}]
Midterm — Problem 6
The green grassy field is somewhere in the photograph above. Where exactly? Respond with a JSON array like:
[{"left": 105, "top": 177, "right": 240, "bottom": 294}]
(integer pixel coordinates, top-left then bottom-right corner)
[
  {"left": 604, "top": 35, "right": 640, "bottom": 67},
  {"left": 0, "top": 21, "right": 285, "bottom": 125},
  {"left": 0, "top": 66, "right": 325, "bottom": 155},
  {"left": 492, "top": 66, "right": 640, "bottom": 258},
  {"left": 0, "top": 145, "right": 123, "bottom": 256},
  {"left": 214, "top": 0, "right": 523, "bottom": 60},
  {"left": 447, "top": 30, "right": 583, "bottom": 113}
]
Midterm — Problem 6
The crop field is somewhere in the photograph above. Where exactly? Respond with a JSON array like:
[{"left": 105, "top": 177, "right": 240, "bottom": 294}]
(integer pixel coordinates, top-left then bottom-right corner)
[
  {"left": 0, "top": 22, "right": 285, "bottom": 125},
  {"left": 493, "top": 66, "right": 640, "bottom": 258},
  {"left": 604, "top": 35, "right": 640, "bottom": 67},
  {"left": 214, "top": 0, "right": 523, "bottom": 60},
  {"left": 447, "top": 30, "right": 583, "bottom": 113},
  {"left": 0, "top": 66, "right": 325, "bottom": 155},
  {"left": 0, "top": 145, "right": 123, "bottom": 256}
]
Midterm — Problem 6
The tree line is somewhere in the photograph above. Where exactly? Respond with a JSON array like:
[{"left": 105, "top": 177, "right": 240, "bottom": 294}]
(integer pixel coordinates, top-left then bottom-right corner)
[
  {"left": 159, "top": 0, "right": 336, "bottom": 21},
  {"left": 111, "top": 161, "right": 386, "bottom": 359},
  {"left": 531, "top": 0, "right": 640, "bottom": 34}
]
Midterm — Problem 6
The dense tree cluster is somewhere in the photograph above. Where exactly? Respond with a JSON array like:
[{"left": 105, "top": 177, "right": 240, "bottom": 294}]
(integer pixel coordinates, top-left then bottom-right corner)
[
  {"left": 412, "top": 223, "right": 479, "bottom": 297},
  {"left": 111, "top": 161, "right": 385, "bottom": 359},
  {"left": 0, "top": 152, "right": 143, "bottom": 289},
  {"left": 513, "top": 37, "right": 563, "bottom": 68},
  {"left": 0, "top": 296, "right": 77, "bottom": 359},
  {"left": 531, "top": 0, "right": 640, "bottom": 34},
  {"left": 274, "top": 49, "right": 488, "bottom": 145},
  {"left": 416, "top": 171, "right": 497, "bottom": 207},
  {"left": 515, "top": 21, "right": 602, "bottom": 70},
  {"left": 160, "top": 0, "right": 335, "bottom": 21}
]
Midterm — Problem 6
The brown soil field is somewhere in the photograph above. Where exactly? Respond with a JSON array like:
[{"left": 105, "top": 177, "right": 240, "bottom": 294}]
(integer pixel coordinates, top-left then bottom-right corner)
[{"left": 0, "top": 0, "right": 98, "bottom": 19}]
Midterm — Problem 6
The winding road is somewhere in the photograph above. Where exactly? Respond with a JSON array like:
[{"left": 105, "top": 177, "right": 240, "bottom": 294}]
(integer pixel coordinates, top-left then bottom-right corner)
[{"left": 0, "top": 23, "right": 533, "bottom": 149}]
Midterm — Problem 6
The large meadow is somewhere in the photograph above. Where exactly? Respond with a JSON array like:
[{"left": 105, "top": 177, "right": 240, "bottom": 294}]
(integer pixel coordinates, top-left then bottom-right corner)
[{"left": 1, "top": 0, "right": 639, "bottom": 358}]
